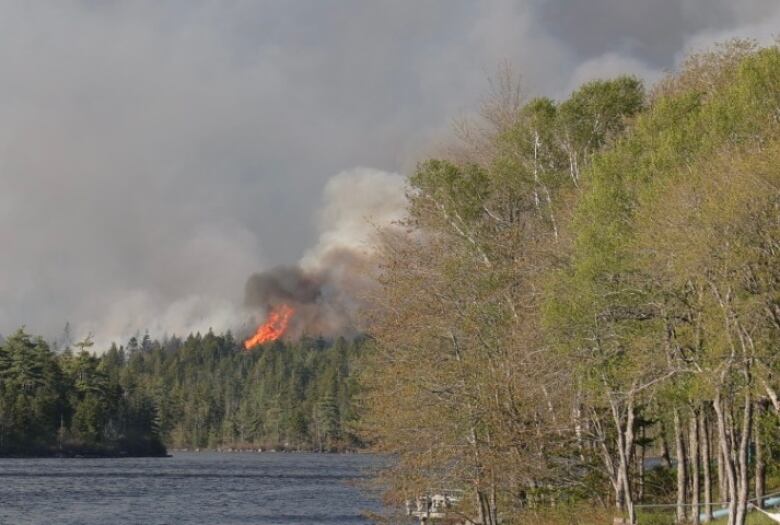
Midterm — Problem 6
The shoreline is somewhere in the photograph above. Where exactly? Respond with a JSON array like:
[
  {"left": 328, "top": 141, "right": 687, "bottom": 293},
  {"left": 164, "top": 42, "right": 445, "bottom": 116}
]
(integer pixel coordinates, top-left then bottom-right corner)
[
  {"left": 0, "top": 452, "right": 171, "bottom": 459},
  {"left": 0, "top": 442, "right": 370, "bottom": 458},
  {"left": 0, "top": 447, "right": 367, "bottom": 458},
  {"left": 169, "top": 446, "right": 365, "bottom": 455},
  {"left": 0, "top": 445, "right": 169, "bottom": 459}
]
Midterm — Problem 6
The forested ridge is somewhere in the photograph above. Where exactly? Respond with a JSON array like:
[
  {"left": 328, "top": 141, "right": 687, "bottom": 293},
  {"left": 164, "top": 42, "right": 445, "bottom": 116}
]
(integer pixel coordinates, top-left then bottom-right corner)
[
  {"left": 360, "top": 41, "right": 780, "bottom": 525},
  {"left": 0, "top": 329, "right": 362, "bottom": 456}
]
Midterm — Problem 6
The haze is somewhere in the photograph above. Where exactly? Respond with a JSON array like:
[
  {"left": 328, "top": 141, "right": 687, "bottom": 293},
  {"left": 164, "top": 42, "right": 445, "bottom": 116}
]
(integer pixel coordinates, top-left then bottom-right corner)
[{"left": 1, "top": 1, "right": 778, "bottom": 346}]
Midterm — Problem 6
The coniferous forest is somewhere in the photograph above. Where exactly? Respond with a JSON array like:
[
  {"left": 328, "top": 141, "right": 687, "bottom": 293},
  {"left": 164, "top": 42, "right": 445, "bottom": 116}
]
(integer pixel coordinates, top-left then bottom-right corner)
[
  {"left": 118, "top": 332, "right": 361, "bottom": 452},
  {"left": 0, "top": 329, "right": 165, "bottom": 457},
  {"left": 0, "top": 329, "right": 361, "bottom": 456}
]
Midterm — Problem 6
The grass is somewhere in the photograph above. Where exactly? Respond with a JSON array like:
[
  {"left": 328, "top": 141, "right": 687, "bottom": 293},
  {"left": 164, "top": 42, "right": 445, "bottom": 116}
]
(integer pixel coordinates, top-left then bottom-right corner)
[
  {"left": 713, "top": 512, "right": 776, "bottom": 525},
  {"left": 636, "top": 508, "right": 777, "bottom": 525}
]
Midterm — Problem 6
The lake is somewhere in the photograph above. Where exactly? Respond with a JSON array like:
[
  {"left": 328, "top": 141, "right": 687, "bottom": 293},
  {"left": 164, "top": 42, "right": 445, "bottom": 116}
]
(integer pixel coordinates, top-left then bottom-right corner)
[{"left": 0, "top": 452, "right": 384, "bottom": 525}]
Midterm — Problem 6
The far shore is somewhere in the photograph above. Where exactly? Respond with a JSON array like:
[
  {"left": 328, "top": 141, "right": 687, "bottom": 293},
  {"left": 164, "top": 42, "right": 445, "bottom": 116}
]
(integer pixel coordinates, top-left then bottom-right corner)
[
  {"left": 0, "top": 445, "right": 368, "bottom": 458},
  {"left": 0, "top": 452, "right": 171, "bottom": 459},
  {"left": 169, "top": 446, "right": 364, "bottom": 455},
  {"left": 0, "top": 445, "right": 169, "bottom": 459}
]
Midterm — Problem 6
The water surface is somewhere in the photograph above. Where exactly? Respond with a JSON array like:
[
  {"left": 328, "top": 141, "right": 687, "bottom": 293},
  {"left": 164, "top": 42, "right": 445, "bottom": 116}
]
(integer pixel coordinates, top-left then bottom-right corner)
[{"left": 0, "top": 452, "right": 382, "bottom": 525}]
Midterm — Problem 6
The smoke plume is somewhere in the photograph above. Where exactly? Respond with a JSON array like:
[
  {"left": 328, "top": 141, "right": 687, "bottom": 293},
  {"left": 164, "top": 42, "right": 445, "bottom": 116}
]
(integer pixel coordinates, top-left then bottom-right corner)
[
  {"left": 4, "top": 2, "right": 777, "bottom": 349},
  {"left": 243, "top": 167, "right": 407, "bottom": 340}
]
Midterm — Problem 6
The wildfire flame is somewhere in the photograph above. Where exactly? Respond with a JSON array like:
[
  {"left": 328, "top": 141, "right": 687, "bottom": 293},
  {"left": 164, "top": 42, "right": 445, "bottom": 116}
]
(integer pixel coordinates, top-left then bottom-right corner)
[{"left": 244, "top": 304, "right": 295, "bottom": 350}]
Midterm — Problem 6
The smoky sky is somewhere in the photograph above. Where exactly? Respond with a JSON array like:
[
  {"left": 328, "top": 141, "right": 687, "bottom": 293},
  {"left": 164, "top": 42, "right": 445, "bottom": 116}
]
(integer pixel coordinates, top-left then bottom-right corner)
[
  {"left": 1, "top": 1, "right": 778, "bottom": 346},
  {"left": 245, "top": 266, "right": 322, "bottom": 308}
]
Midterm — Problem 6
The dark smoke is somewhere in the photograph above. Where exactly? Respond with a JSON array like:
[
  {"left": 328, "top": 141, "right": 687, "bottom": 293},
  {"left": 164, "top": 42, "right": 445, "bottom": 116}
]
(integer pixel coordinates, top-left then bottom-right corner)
[
  {"left": 245, "top": 266, "right": 323, "bottom": 307},
  {"left": 243, "top": 249, "right": 368, "bottom": 340},
  {"left": 243, "top": 168, "right": 407, "bottom": 341}
]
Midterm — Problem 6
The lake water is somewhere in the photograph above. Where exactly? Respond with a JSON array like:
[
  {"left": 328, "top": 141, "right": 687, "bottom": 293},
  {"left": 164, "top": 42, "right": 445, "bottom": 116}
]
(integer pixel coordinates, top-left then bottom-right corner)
[{"left": 0, "top": 452, "right": 384, "bottom": 525}]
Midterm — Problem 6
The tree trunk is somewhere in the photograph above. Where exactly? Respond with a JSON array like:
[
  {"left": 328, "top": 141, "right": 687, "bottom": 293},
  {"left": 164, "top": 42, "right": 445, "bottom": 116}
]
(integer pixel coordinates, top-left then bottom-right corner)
[
  {"left": 621, "top": 405, "right": 637, "bottom": 525},
  {"left": 574, "top": 387, "right": 585, "bottom": 461},
  {"left": 734, "top": 391, "right": 752, "bottom": 525},
  {"left": 490, "top": 479, "right": 498, "bottom": 525},
  {"left": 660, "top": 419, "right": 673, "bottom": 468},
  {"left": 690, "top": 411, "right": 700, "bottom": 525},
  {"left": 717, "top": 436, "right": 728, "bottom": 506},
  {"left": 477, "top": 490, "right": 486, "bottom": 525},
  {"left": 605, "top": 390, "right": 637, "bottom": 524},
  {"left": 613, "top": 393, "right": 637, "bottom": 524},
  {"left": 594, "top": 413, "right": 623, "bottom": 514},
  {"left": 476, "top": 488, "right": 499, "bottom": 525},
  {"left": 714, "top": 394, "right": 737, "bottom": 525},
  {"left": 638, "top": 425, "right": 646, "bottom": 503},
  {"left": 700, "top": 408, "right": 713, "bottom": 521},
  {"left": 674, "top": 409, "right": 688, "bottom": 524},
  {"left": 755, "top": 402, "right": 766, "bottom": 509}
]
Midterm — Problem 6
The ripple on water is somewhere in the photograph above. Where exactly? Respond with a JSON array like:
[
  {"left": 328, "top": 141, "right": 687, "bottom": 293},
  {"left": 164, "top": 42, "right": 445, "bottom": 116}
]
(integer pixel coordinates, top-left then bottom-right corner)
[{"left": 0, "top": 452, "right": 384, "bottom": 525}]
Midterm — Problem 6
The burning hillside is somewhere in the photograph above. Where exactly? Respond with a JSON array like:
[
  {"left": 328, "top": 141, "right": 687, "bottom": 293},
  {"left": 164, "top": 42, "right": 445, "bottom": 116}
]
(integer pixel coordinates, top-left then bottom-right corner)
[
  {"left": 243, "top": 304, "right": 295, "bottom": 349},
  {"left": 241, "top": 168, "right": 407, "bottom": 347},
  {"left": 242, "top": 253, "right": 362, "bottom": 345}
]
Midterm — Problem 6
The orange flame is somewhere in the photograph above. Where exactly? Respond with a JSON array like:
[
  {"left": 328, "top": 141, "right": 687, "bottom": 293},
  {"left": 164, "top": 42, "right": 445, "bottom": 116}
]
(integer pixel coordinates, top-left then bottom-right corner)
[{"left": 244, "top": 304, "right": 295, "bottom": 350}]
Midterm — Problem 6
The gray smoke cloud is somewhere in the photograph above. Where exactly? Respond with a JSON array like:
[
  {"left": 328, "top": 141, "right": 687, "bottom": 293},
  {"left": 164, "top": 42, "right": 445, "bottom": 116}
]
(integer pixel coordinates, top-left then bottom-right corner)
[
  {"left": 0, "top": 1, "right": 777, "bottom": 348},
  {"left": 242, "top": 252, "right": 360, "bottom": 341},
  {"left": 243, "top": 168, "right": 406, "bottom": 340}
]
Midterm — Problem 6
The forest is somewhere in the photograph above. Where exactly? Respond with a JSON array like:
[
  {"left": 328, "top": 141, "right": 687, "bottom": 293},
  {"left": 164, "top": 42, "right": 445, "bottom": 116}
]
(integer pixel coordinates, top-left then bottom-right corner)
[
  {"left": 0, "top": 329, "right": 361, "bottom": 456},
  {"left": 115, "top": 331, "right": 361, "bottom": 451},
  {"left": 0, "top": 329, "right": 165, "bottom": 457},
  {"left": 359, "top": 40, "right": 780, "bottom": 525}
]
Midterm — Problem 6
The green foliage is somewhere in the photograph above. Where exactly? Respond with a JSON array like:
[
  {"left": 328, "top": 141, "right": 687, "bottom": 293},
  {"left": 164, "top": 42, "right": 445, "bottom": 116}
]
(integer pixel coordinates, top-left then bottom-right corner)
[
  {"left": 116, "top": 332, "right": 363, "bottom": 451},
  {"left": 0, "top": 327, "right": 363, "bottom": 455},
  {"left": 545, "top": 40, "right": 780, "bottom": 524},
  {"left": 410, "top": 159, "right": 492, "bottom": 225},
  {"left": 558, "top": 75, "right": 646, "bottom": 155},
  {"left": 549, "top": 44, "right": 780, "bottom": 391},
  {"left": 365, "top": 40, "right": 780, "bottom": 525},
  {"left": 0, "top": 329, "right": 164, "bottom": 456}
]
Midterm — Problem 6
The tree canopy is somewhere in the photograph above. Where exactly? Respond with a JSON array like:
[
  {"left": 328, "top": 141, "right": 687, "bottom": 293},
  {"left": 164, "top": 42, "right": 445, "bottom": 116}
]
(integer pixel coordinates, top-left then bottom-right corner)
[{"left": 360, "top": 40, "right": 780, "bottom": 525}]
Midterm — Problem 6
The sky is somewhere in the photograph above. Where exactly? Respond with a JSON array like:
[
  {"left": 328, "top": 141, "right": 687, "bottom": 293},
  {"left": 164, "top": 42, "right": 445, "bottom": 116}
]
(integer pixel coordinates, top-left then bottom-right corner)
[{"left": 1, "top": 0, "right": 778, "bottom": 346}]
